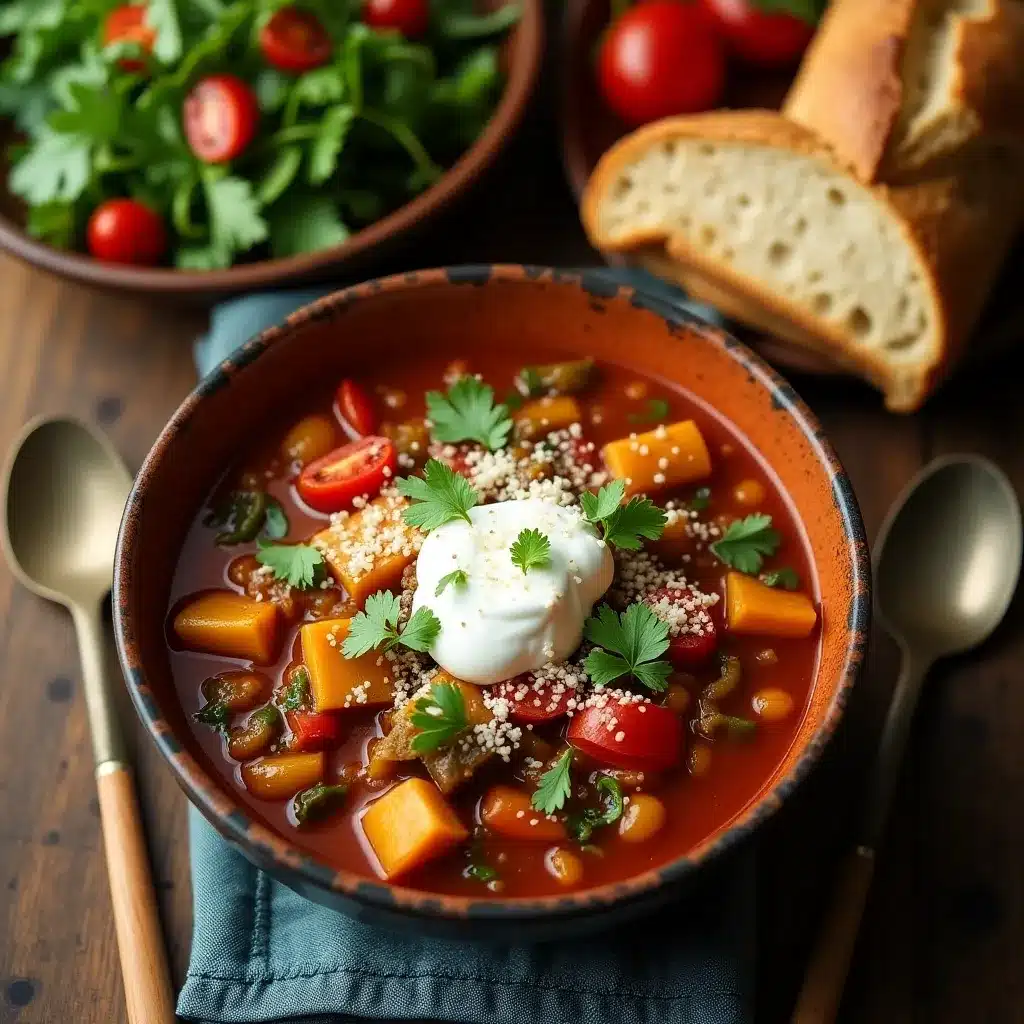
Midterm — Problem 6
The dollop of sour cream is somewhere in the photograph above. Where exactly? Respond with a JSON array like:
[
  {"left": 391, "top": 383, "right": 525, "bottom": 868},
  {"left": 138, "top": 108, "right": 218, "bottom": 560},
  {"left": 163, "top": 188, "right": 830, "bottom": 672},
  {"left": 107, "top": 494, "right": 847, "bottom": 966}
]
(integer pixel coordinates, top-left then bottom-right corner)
[{"left": 410, "top": 498, "right": 614, "bottom": 685}]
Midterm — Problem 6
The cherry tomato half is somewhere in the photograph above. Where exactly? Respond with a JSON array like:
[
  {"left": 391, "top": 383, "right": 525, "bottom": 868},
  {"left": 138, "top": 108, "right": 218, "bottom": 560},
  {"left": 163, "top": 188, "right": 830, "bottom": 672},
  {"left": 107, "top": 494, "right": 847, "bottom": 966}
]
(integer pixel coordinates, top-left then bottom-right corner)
[
  {"left": 336, "top": 379, "right": 378, "bottom": 437},
  {"left": 363, "top": 0, "right": 430, "bottom": 38},
  {"left": 495, "top": 675, "right": 573, "bottom": 724},
  {"left": 598, "top": 0, "right": 725, "bottom": 126},
  {"left": 287, "top": 710, "right": 344, "bottom": 751},
  {"left": 296, "top": 436, "right": 397, "bottom": 514},
  {"left": 183, "top": 74, "right": 259, "bottom": 164},
  {"left": 568, "top": 703, "right": 683, "bottom": 772},
  {"left": 645, "top": 586, "right": 719, "bottom": 669},
  {"left": 103, "top": 4, "right": 156, "bottom": 72},
  {"left": 86, "top": 199, "right": 167, "bottom": 266},
  {"left": 259, "top": 7, "right": 332, "bottom": 73},
  {"left": 699, "top": 0, "right": 814, "bottom": 67}
]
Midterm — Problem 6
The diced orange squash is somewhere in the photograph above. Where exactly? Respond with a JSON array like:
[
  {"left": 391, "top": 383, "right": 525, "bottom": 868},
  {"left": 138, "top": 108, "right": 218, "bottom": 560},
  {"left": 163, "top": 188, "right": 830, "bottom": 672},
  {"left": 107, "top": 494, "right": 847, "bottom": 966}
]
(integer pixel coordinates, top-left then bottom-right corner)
[
  {"left": 362, "top": 777, "right": 469, "bottom": 879},
  {"left": 602, "top": 420, "right": 712, "bottom": 495},
  {"left": 725, "top": 572, "right": 818, "bottom": 638},
  {"left": 312, "top": 494, "right": 421, "bottom": 608},
  {"left": 515, "top": 395, "right": 583, "bottom": 439},
  {"left": 242, "top": 751, "right": 324, "bottom": 800},
  {"left": 300, "top": 618, "right": 394, "bottom": 711},
  {"left": 480, "top": 785, "right": 566, "bottom": 841},
  {"left": 173, "top": 591, "right": 281, "bottom": 664}
]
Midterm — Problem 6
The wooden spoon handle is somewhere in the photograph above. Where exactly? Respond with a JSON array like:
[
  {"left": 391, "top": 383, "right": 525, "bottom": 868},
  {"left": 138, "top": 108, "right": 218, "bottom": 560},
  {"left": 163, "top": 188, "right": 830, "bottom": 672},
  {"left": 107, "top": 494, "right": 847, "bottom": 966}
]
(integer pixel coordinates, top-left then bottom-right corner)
[
  {"left": 96, "top": 763, "right": 177, "bottom": 1024},
  {"left": 790, "top": 846, "right": 876, "bottom": 1024}
]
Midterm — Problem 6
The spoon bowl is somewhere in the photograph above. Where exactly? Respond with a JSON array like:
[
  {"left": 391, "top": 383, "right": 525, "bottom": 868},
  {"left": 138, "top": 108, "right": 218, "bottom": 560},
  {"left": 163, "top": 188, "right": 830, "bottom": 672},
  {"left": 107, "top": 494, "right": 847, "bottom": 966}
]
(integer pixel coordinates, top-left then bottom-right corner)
[
  {"left": 3, "top": 417, "right": 132, "bottom": 607},
  {"left": 873, "top": 455, "right": 1022, "bottom": 660}
]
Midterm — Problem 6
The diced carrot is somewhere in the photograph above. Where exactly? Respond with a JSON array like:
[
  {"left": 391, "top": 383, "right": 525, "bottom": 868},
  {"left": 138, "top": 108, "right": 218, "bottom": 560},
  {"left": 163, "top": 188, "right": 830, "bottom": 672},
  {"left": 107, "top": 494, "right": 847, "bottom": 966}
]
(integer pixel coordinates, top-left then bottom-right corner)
[
  {"left": 725, "top": 572, "right": 818, "bottom": 638},
  {"left": 312, "top": 494, "right": 421, "bottom": 608},
  {"left": 300, "top": 618, "right": 394, "bottom": 711},
  {"left": 242, "top": 751, "right": 324, "bottom": 800},
  {"left": 602, "top": 420, "right": 712, "bottom": 495},
  {"left": 361, "top": 777, "right": 469, "bottom": 879},
  {"left": 173, "top": 591, "right": 281, "bottom": 664},
  {"left": 480, "top": 785, "right": 566, "bottom": 841},
  {"left": 515, "top": 395, "right": 583, "bottom": 440}
]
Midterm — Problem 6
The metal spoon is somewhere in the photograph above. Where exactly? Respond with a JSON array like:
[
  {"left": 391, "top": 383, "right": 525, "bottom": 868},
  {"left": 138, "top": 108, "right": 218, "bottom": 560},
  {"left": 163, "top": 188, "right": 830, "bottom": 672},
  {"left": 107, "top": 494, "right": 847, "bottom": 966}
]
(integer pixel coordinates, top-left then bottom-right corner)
[
  {"left": 792, "top": 454, "right": 1023, "bottom": 1023},
  {"left": 1, "top": 416, "right": 175, "bottom": 1024}
]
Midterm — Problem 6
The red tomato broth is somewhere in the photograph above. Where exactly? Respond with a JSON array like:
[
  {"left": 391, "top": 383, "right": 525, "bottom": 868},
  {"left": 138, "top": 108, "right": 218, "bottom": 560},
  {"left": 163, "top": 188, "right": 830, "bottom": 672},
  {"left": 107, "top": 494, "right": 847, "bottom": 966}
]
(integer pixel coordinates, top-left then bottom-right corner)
[{"left": 166, "top": 345, "right": 819, "bottom": 897}]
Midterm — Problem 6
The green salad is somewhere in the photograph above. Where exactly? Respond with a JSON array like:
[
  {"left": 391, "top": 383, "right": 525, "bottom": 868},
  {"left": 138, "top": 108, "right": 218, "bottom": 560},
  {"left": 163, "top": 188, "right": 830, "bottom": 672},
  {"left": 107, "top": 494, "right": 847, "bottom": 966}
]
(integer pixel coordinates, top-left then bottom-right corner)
[{"left": 0, "top": 0, "right": 518, "bottom": 268}]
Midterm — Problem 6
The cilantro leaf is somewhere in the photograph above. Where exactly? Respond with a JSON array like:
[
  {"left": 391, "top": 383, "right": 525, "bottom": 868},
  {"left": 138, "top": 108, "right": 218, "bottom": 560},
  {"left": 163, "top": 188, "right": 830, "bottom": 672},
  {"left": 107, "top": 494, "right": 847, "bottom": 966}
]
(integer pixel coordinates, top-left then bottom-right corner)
[
  {"left": 398, "top": 458, "right": 480, "bottom": 531},
  {"left": 762, "top": 567, "right": 801, "bottom": 590},
  {"left": 309, "top": 104, "right": 355, "bottom": 185},
  {"left": 410, "top": 681, "right": 468, "bottom": 753},
  {"left": 341, "top": 591, "right": 441, "bottom": 657},
  {"left": 205, "top": 173, "right": 269, "bottom": 258},
  {"left": 628, "top": 398, "right": 671, "bottom": 424},
  {"left": 255, "top": 540, "right": 326, "bottom": 590},
  {"left": 146, "top": 0, "right": 183, "bottom": 64},
  {"left": 266, "top": 194, "right": 350, "bottom": 258},
  {"left": 435, "top": 569, "right": 468, "bottom": 597},
  {"left": 583, "top": 602, "right": 671, "bottom": 692},
  {"left": 531, "top": 748, "right": 573, "bottom": 815},
  {"left": 194, "top": 700, "right": 229, "bottom": 733},
  {"left": 510, "top": 528, "right": 551, "bottom": 574},
  {"left": 9, "top": 129, "right": 90, "bottom": 204},
  {"left": 26, "top": 201, "right": 76, "bottom": 247},
  {"left": 580, "top": 480, "right": 666, "bottom": 551},
  {"left": 710, "top": 514, "right": 781, "bottom": 574},
  {"left": 426, "top": 377, "right": 513, "bottom": 451}
]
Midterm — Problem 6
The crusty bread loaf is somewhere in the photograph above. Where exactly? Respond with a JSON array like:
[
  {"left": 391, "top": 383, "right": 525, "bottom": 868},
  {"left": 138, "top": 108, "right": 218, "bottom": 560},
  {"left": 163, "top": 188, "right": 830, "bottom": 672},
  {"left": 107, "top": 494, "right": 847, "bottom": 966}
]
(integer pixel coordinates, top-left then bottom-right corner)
[
  {"left": 582, "top": 111, "right": 1023, "bottom": 411},
  {"left": 784, "top": 0, "right": 1024, "bottom": 182}
]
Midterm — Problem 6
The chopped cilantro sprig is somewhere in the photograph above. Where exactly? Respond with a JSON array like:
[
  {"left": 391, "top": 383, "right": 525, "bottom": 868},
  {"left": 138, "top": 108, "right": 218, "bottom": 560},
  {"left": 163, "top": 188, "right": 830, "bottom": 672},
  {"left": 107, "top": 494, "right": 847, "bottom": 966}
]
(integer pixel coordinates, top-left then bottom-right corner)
[
  {"left": 710, "top": 514, "right": 781, "bottom": 574},
  {"left": 426, "top": 376, "right": 512, "bottom": 451},
  {"left": 583, "top": 602, "right": 673, "bottom": 692},
  {"left": 398, "top": 458, "right": 480, "bottom": 531},
  {"left": 510, "top": 528, "right": 551, "bottom": 574},
  {"left": 342, "top": 591, "right": 441, "bottom": 658},
  {"left": 580, "top": 479, "right": 666, "bottom": 551},
  {"left": 255, "top": 540, "right": 325, "bottom": 589},
  {"left": 410, "top": 681, "right": 468, "bottom": 753},
  {"left": 531, "top": 748, "right": 573, "bottom": 815}
]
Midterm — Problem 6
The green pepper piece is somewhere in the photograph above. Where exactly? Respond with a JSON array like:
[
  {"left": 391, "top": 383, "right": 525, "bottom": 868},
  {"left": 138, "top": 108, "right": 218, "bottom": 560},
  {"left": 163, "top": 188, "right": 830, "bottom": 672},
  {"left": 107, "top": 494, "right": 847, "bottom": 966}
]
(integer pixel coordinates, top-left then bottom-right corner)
[
  {"left": 293, "top": 782, "right": 349, "bottom": 825},
  {"left": 701, "top": 654, "right": 742, "bottom": 702},
  {"left": 194, "top": 700, "right": 230, "bottom": 733},
  {"left": 566, "top": 775, "right": 624, "bottom": 842},
  {"left": 465, "top": 862, "right": 499, "bottom": 883},
  {"left": 279, "top": 667, "right": 311, "bottom": 712},
  {"left": 213, "top": 491, "right": 268, "bottom": 545},
  {"left": 696, "top": 706, "right": 757, "bottom": 742},
  {"left": 227, "top": 705, "right": 283, "bottom": 761},
  {"left": 516, "top": 358, "right": 594, "bottom": 398}
]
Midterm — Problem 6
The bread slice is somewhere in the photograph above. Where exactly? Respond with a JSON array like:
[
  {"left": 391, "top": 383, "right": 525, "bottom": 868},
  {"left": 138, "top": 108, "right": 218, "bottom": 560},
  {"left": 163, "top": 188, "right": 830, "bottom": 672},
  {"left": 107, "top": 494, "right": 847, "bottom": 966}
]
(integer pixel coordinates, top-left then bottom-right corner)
[
  {"left": 582, "top": 110, "right": 1023, "bottom": 411},
  {"left": 784, "top": 0, "right": 1024, "bottom": 182}
]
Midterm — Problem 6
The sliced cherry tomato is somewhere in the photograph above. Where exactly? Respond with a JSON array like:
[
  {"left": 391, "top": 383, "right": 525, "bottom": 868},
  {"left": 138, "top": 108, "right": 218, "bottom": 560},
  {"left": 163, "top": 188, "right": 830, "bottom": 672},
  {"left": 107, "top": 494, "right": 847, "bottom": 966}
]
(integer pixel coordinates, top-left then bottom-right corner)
[
  {"left": 287, "top": 710, "right": 344, "bottom": 751},
  {"left": 259, "top": 7, "right": 332, "bottom": 73},
  {"left": 699, "top": 0, "right": 814, "bottom": 67},
  {"left": 296, "top": 436, "right": 397, "bottom": 514},
  {"left": 645, "top": 585, "right": 719, "bottom": 669},
  {"left": 568, "top": 702, "right": 683, "bottom": 772},
  {"left": 103, "top": 4, "right": 155, "bottom": 72},
  {"left": 495, "top": 675, "right": 573, "bottom": 724},
  {"left": 598, "top": 0, "right": 725, "bottom": 126},
  {"left": 183, "top": 74, "right": 259, "bottom": 164},
  {"left": 363, "top": 0, "right": 430, "bottom": 38},
  {"left": 86, "top": 199, "right": 167, "bottom": 266},
  {"left": 336, "top": 379, "right": 378, "bottom": 437}
]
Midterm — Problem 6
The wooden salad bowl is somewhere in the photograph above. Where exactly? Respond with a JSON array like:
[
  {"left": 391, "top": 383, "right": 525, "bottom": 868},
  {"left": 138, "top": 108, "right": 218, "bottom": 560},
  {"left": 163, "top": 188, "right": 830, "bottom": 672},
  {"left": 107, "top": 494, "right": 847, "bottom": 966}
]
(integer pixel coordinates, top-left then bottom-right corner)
[
  {"left": 0, "top": 1, "right": 542, "bottom": 299},
  {"left": 113, "top": 266, "right": 870, "bottom": 939}
]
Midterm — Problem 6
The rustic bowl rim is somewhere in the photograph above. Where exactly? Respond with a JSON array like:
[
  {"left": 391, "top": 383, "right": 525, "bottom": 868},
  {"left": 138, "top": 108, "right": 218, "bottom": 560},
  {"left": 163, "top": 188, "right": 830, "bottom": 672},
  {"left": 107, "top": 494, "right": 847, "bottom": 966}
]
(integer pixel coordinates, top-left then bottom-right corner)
[
  {"left": 113, "top": 264, "right": 870, "bottom": 925},
  {"left": 0, "top": 2, "right": 543, "bottom": 296}
]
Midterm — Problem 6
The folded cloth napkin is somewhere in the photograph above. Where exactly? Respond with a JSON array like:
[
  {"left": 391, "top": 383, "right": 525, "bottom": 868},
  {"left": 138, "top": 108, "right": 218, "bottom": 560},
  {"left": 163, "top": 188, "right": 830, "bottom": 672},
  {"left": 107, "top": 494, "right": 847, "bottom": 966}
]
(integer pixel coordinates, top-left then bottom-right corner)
[{"left": 180, "top": 268, "right": 753, "bottom": 1024}]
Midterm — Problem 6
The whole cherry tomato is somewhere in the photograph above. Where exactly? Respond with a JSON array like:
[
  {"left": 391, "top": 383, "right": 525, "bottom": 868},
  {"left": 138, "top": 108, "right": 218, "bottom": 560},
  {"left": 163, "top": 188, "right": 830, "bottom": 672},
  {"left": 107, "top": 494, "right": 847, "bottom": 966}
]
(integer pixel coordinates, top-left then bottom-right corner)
[
  {"left": 102, "top": 4, "right": 156, "bottom": 72},
  {"left": 363, "top": 0, "right": 430, "bottom": 38},
  {"left": 183, "top": 74, "right": 259, "bottom": 164},
  {"left": 699, "top": 0, "right": 814, "bottom": 66},
  {"left": 259, "top": 6, "right": 332, "bottom": 73},
  {"left": 86, "top": 199, "right": 167, "bottom": 266},
  {"left": 568, "top": 703, "right": 683, "bottom": 772},
  {"left": 598, "top": 0, "right": 725, "bottom": 126},
  {"left": 336, "top": 379, "right": 378, "bottom": 437},
  {"left": 296, "top": 436, "right": 397, "bottom": 514}
]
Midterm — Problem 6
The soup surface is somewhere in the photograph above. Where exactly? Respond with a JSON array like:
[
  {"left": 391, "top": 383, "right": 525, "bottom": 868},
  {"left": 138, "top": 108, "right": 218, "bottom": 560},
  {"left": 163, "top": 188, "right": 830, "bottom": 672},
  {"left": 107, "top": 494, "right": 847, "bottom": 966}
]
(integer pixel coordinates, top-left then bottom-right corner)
[{"left": 168, "top": 344, "right": 820, "bottom": 897}]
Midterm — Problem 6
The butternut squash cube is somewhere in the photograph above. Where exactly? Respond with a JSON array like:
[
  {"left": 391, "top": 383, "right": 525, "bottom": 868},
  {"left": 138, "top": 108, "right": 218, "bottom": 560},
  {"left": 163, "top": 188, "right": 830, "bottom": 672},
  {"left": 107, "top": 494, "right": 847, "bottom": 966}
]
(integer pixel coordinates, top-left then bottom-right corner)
[
  {"left": 173, "top": 590, "right": 281, "bottom": 664},
  {"left": 603, "top": 420, "right": 712, "bottom": 495},
  {"left": 362, "top": 777, "right": 469, "bottom": 879},
  {"left": 725, "top": 572, "right": 818, "bottom": 638},
  {"left": 312, "top": 494, "right": 422, "bottom": 608},
  {"left": 515, "top": 395, "right": 583, "bottom": 440},
  {"left": 300, "top": 617, "right": 394, "bottom": 711}
]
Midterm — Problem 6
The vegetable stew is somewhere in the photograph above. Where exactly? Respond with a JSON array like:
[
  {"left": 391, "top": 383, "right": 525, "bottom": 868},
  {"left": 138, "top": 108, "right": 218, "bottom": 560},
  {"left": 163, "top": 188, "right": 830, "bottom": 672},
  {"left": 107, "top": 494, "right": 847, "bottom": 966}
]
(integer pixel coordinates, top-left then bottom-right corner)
[{"left": 167, "top": 347, "right": 819, "bottom": 897}]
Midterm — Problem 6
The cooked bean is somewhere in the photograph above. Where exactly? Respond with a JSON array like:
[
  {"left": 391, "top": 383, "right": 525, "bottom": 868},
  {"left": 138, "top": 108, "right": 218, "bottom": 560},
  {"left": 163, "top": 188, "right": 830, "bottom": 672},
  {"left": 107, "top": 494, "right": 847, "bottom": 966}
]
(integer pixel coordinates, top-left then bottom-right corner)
[
  {"left": 687, "top": 743, "right": 713, "bottom": 778},
  {"left": 751, "top": 688, "right": 795, "bottom": 722},
  {"left": 281, "top": 415, "right": 337, "bottom": 466},
  {"left": 228, "top": 705, "right": 282, "bottom": 761},
  {"left": 546, "top": 847, "right": 584, "bottom": 887},
  {"left": 618, "top": 794, "right": 666, "bottom": 843},
  {"left": 755, "top": 648, "right": 779, "bottom": 666},
  {"left": 664, "top": 682, "right": 692, "bottom": 716},
  {"left": 202, "top": 670, "right": 270, "bottom": 712},
  {"left": 381, "top": 419, "right": 430, "bottom": 467},
  {"left": 733, "top": 478, "right": 766, "bottom": 508}
]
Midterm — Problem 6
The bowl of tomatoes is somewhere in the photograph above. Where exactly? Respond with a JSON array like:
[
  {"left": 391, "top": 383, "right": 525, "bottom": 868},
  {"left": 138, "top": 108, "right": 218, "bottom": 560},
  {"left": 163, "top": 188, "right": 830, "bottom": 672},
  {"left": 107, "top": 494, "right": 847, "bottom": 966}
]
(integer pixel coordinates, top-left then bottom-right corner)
[{"left": 0, "top": 0, "right": 543, "bottom": 297}]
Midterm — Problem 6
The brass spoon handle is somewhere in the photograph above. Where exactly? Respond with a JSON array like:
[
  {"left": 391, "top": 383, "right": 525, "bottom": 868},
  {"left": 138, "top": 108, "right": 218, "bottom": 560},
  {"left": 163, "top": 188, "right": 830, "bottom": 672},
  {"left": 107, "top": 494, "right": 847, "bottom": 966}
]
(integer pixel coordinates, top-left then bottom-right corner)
[
  {"left": 791, "top": 653, "right": 930, "bottom": 1024},
  {"left": 72, "top": 607, "right": 176, "bottom": 1024}
]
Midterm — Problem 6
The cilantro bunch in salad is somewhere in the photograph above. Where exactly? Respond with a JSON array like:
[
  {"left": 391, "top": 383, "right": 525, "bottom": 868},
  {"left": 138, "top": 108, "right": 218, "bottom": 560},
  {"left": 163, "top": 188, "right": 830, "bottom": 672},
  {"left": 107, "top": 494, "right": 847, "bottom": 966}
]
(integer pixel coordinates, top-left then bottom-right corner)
[{"left": 0, "top": 0, "right": 518, "bottom": 268}]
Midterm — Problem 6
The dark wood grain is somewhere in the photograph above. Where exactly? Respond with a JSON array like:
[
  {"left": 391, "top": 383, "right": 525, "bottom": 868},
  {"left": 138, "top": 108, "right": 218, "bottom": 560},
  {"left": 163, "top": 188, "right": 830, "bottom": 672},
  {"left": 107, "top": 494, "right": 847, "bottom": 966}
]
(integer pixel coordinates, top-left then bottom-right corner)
[{"left": 2, "top": 78, "right": 1024, "bottom": 1024}]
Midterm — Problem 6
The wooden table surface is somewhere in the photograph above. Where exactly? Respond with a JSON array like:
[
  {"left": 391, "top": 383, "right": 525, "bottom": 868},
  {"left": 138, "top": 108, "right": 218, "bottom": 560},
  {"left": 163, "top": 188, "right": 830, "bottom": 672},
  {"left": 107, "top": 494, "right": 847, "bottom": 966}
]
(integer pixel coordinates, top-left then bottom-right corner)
[{"left": 2, "top": 92, "right": 1023, "bottom": 1024}]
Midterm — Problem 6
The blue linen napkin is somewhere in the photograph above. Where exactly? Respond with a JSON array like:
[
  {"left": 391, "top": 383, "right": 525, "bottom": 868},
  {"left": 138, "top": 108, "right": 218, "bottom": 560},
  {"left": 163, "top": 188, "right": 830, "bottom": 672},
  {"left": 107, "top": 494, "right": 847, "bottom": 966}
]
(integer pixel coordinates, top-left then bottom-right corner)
[{"left": 180, "top": 269, "right": 753, "bottom": 1024}]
